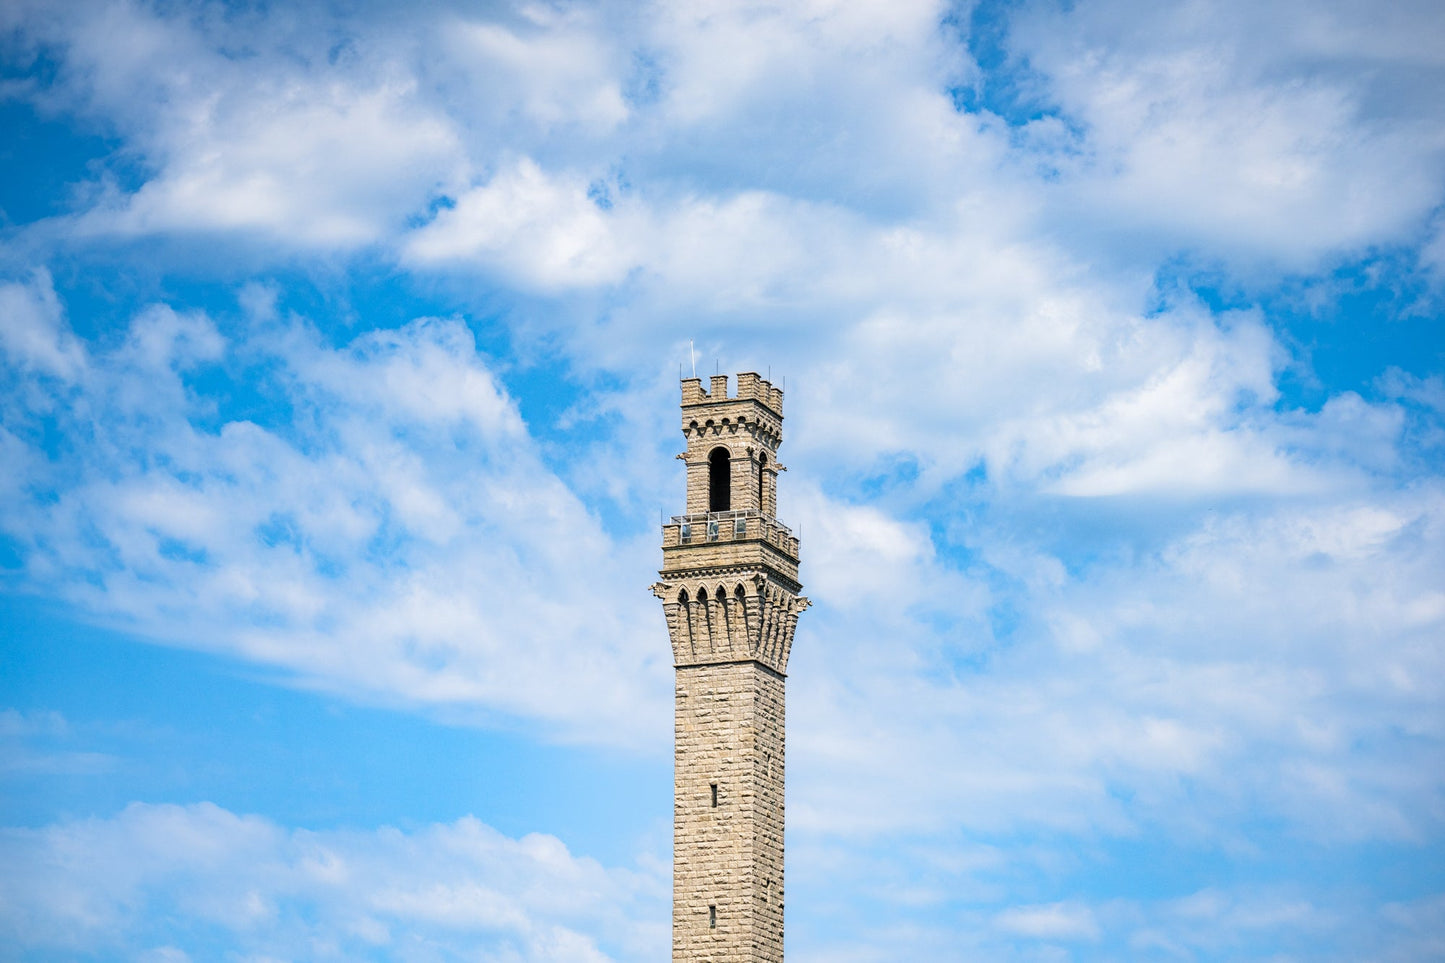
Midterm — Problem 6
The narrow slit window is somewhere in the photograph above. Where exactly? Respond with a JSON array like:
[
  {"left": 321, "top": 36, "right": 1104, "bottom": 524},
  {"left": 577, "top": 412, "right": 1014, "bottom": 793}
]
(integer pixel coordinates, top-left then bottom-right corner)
[
  {"left": 710, "top": 782, "right": 718, "bottom": 808},
  {"left": 709, "top": 905, "right": 717, "bottom": 929},
  {"left": 758, "top": 452, "right": 767, "bottom": 514}
]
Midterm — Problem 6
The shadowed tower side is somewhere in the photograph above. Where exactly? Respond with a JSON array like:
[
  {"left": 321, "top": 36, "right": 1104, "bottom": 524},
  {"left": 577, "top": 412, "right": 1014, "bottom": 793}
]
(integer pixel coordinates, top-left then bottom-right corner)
[{"left": 653, "top": 372, "right": 808, "bottom": 963}]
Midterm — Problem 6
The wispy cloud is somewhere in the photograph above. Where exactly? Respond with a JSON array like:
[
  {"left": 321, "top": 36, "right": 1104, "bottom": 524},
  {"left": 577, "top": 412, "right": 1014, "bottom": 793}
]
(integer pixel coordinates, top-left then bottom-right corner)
[{"left": 0, "top": 272, "right": 669, "bottom": 746}]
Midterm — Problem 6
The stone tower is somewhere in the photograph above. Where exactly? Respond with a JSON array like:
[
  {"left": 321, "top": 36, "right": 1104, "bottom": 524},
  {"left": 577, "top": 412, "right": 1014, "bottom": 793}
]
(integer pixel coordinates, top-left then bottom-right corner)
[{"left": 652, "top": 372, "right": 808, "bottom": 963}]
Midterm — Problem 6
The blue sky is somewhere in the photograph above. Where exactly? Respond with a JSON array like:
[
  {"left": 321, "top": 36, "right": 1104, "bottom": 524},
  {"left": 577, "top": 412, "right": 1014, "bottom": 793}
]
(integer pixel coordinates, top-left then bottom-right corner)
[{"left": 1, "top": 0, "right": 1442, "bottom": 960}]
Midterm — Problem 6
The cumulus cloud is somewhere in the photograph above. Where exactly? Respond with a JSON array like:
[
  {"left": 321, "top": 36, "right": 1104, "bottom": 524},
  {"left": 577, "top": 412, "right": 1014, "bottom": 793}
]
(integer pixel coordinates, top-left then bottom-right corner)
[
  {"left": 404, "top": 157, "right": 639, "bottom": 288},
  {"left": 1008, "top": 0, "right": 1445, "bottom": 268},
  {"left": 7, "top": 0, "right": 465, "bottom": 247},
  {"left": 787, "top": 480, "right": 1445, "bottom": 845},
  {"left": 0, "top": 802, "right": 666, "bottom": 961},
  {"left": 440, "top": 8, "right": 631, "bottom": 136},
  {"left": 1, "top": 0, "right": 1438, "bottom": 821},
  {"left": 79, "top": 76, "right": 463, "bottom": 247}
]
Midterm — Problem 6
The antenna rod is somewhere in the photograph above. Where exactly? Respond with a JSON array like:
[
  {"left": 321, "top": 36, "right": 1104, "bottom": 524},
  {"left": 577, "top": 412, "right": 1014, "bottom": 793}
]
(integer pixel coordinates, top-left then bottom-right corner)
[{"left": 690, "top": 340, "right": 697, "bottom": 379}]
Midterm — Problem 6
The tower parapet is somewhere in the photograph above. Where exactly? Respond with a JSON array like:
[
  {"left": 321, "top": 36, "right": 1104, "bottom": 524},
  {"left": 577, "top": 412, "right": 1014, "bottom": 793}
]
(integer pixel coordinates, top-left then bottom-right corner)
[
  {"left": 679, "top": 372, "right": 784, "bottom": 412},
  {"left": 655, "top": 371, "right": 806, "bottom": 962}
]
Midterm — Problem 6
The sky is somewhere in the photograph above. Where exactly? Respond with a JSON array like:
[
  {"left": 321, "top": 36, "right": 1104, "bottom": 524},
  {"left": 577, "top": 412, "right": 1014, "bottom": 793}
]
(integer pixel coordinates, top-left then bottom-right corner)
[{"left": 0, "top": 0, "right": 1442, "bottom": 960}]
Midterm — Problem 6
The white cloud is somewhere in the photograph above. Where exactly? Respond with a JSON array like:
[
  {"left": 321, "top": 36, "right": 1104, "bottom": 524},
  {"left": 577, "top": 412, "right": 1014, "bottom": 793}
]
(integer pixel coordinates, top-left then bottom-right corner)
[
  {"left": 81, "top": 76, "right": 463, "bottom": 246},
  {"left": 0, "top": 289, "right": 669, "bottom": 747},
  {"left": 10, "top": 0, "right": 1442, "bottom": 281},
  {"left": 0, "top": 802, "right": 666, "bottom": 961},
  {"left": 0, "top": 269, "right": 85, "bottom": 381},
  {"left": 11, "top": 0, "right": 466, "bottom": 248},
  {"left": 441, "top": 10, "right": 630, "bottom": 135},
  {"left": 404, "top": 158, "right": 639, "bottom": 288},
  {"left": 995, "top": 901, "right": 1101, "bottom": 941},
  {"left": 1010, "top": 0, "right": 1445, "bottom": 268},
  {"left": 0, "top": 5, "right": 1442, "bottom": 955},
  {"left": 0, "top": 708, "right": 115, "bottom": 775},
  {"left": 786, "top": 482, "right": 1445, "bottom": 842}
]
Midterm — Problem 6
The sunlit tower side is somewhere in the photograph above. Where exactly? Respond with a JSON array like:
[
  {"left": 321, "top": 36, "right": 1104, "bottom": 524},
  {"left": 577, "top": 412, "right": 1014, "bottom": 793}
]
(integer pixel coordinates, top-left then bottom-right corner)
[{"left": 652, "top": 371, "right": 809, "bottom": 963}]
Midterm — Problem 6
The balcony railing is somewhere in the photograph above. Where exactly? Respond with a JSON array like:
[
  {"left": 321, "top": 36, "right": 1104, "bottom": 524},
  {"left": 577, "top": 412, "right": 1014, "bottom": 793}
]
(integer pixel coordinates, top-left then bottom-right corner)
[{"left": 662, "top": 509, "right": 799, "bottom": 557}]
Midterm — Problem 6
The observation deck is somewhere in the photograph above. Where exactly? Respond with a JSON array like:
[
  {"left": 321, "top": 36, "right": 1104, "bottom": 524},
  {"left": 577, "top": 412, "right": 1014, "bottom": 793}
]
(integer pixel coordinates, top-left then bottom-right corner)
[{"left": 661, "top": 509, "right": 799, "bottom": 557}]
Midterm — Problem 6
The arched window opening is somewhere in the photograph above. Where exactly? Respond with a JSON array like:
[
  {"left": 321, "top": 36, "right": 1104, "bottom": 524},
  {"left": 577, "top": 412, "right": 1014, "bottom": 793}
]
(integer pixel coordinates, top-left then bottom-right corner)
[
  {"left": 734, "top": 584, "right": 746, "bottom": 602},
  {"left": 677, "top": 588, "right": 689, "bottom": 604},
  {"left": 757, "top": 452, "right": 768, "bottom": 515},
  {"left": 697, "top": 586, "right": 708, "bottom": 602},
  {"left": 709, "top": 447, "right": 731, "bottom": 512}
]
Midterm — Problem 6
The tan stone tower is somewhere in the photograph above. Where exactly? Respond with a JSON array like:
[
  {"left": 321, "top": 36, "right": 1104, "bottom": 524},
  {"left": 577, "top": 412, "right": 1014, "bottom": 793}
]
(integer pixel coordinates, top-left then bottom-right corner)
[{"left": 652, "top": 372, "right": 808, "bottom": 963}]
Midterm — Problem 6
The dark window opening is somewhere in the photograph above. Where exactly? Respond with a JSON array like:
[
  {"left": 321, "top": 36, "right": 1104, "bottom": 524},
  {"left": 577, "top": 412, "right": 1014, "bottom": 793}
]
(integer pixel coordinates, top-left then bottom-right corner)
[
  {"left": 709, "top": 448, "right": 731, "bottom": 512},
  {"left": 758, "top": 452, "right": 767, "bottom": 514},
  {"left": 711, "top": 782, "right": 718, "bottom": 807},
  {"left": 709, "top": 905, "right": 717, "bottom": 929}
]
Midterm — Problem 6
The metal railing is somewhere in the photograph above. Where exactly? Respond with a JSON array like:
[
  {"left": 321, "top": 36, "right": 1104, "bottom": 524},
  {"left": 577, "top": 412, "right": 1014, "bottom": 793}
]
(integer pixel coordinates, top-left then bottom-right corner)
[{"left": 663, "top": 509, "right": 799, "bottom": 555}]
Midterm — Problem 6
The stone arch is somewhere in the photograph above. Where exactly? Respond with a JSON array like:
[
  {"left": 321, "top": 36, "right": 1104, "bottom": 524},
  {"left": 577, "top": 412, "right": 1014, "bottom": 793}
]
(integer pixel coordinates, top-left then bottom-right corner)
[
  {"left": 709, "top": 447, "right": 731, "bottom": 512},
  {"left": 714, "top": 583, "right": 733, "bottom": 655},
  {"left": 675, "top": 587, "right": 695, "bottom": 659},
  {"left": 731, "top": 582, "right": 750, "bottom": 655}
]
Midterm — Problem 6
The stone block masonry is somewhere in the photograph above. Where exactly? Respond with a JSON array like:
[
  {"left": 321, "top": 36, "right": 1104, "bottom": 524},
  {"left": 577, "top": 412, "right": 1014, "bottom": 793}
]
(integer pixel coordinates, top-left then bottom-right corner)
[
  {"left": 673, "top": 661, "right": 785, "bottom": 961},
  {"left": 655, "top": 371, "right": 806, "bottom": 963}
]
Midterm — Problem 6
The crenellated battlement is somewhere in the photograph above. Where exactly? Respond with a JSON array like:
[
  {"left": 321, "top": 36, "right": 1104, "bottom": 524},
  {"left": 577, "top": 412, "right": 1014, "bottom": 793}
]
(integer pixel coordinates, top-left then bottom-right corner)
[{"left": 680, "top": 372, "right": 783, "bottom": 415}]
